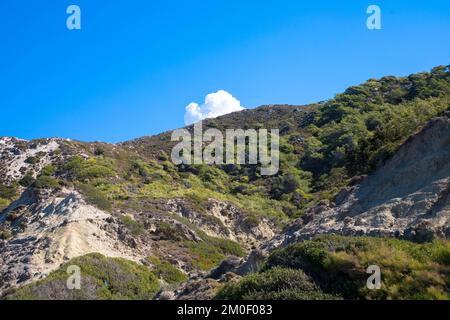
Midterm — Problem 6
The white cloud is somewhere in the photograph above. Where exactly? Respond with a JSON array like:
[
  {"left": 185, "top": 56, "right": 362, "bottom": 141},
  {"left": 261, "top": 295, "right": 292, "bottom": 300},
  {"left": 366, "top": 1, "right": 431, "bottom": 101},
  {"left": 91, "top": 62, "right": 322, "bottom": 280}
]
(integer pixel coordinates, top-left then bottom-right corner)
[{"left": 184, "top": 90, "right": 244, "bottom": 125}]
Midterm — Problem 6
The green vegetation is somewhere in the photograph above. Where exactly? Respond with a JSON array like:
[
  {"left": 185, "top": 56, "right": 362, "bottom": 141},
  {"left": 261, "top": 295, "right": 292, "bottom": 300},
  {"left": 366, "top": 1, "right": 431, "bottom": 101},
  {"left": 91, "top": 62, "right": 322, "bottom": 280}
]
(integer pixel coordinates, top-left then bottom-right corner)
[
  {"left": 301, "top": 66, "right": 450, "bottom": 193},
  {"left": 216, "top": 267, "right": 340, "bottom": 300},
  {"left": 156, "top": 221, "right": 186, "bottom": 241},
  {"left": 64, "top": 155, "right": 116, "bottom": 181},
  {"left": 148, "top": 256, "right": 188, "bottom": 284},
  {"left": 2, "top": 67, "right": 449, "bottom": 297},
  {"left": 24, "top": 156, "right": 39, "bottom": 165},
  {"left": 218, "top": 235, "right": 450, "bottom": 300},
  {"left": 33, "top": 175, "right": 60, "bottom": 189},
  {"left": 120, "top": 215, "right": 145, "bottom": 236},
  {"left": 77, "top": 183, "right": 112, "bottom": 211},
  {"left": 0, "top": 184, "right": 18, "bottom": 211},
  {"left": 19, "top": 173, "right": 35, "bottom": 187},
  {"left": 7, "top": 253, "right": 160, "bottom": 300},
  {"left": 186, "top": 235, "right": 245, "bottom": 271}
]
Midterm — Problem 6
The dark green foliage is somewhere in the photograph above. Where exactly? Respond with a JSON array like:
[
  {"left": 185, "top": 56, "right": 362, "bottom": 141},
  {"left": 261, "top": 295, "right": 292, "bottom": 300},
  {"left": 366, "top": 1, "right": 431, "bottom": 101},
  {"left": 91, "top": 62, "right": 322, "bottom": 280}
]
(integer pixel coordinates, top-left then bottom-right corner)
[
  {"left": 156, "top": 221, "right": 186, "bottom": 241},
  {"left": 218, "top": 235, "right": 450, "bottom": 300},
  {"left": 64, "top": 156, "right": 116, "bottom": 181},
  {"left": 261, "top": 235, "right": 450, "bottom": 300},
  {"left": 33, "top": 176, "right": 59, "bottom": 189},
  {"left": 0, "top": 184, "right": 18, "bottom": 200},
  {"left": 24, "top": 156, "right": 39, "bottom": 165},
  {"left": 216, "top": 267, "right": 340, "bottom": 300},
  {"left": 269, "top": 173, "right": 300, "bottom": 199},
  {"left": 7, "top": 253, "right": 160, "bottom": 300},
  {"left": 19, "top": 173, "right": 35, "bottom": 187},
  {"left": 301, "top": 65, "right": 450, "bottom": 188}
]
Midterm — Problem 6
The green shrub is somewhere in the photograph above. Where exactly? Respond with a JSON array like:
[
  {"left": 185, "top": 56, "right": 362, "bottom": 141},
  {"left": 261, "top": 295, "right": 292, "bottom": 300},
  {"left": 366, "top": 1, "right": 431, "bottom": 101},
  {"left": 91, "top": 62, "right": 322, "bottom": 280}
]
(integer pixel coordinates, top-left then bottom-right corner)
[
  {"left": 0, "top": 229, "right": 13, "bottom": 240},
  {"left": 19, "top": 174, "right": 35, "bottom": 187},
  {"left": 34, "top": 176, "right": 60, "bottom": 189},
  {"left": 24, "top": 156, "right": 39, "bottom": 165},
  {"left": 77, "top": 183, "right": 112, "bottom": 211},
  {"left": 120, "top": 216, "right": 145, "bottom": 236},
  {"left": 186, "top": 236, "right": 244, "bottom": 271},
  {"left": 243, "top": 214, "right": 260, "bottom": 229},
  {"left": 0, "top": 198, "right": 10, "bottom": 211},
  {"left": 40, "top": 165, "right": 56, "bottom": 176},
  {"left": 0, "top": 184, "right": 18, "bottom": 200},
  {"left": 65, "top": 156, "right": 116, "bottom": 181},
  {"left": 156, "top": 222, "right": 185, "bottom": 241},
  {"left": 7, "top": 253, "right": 160, "bottom": 300},
  {"left": 261, "top": 235, "right": 450, "bottom": 300},
  {"left": 148, "top": 256, "right": 188, "bottom": 284},
  {"left": 216, "top": 267, "right": 340, "bottom": 300}
]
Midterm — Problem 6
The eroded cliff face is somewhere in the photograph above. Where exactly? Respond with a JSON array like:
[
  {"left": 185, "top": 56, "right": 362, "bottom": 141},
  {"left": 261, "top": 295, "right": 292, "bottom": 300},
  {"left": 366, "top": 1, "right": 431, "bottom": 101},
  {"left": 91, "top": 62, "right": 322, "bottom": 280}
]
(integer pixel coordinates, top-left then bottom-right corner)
[
  {"left": 0, "top": 190, "right": 276, "bottom": 294},
  {"left": 270, "top": 113, "right": 450, "bottom": 248},
  {"left": 0, "top": 188, "right": 146, "bottom": 293}
]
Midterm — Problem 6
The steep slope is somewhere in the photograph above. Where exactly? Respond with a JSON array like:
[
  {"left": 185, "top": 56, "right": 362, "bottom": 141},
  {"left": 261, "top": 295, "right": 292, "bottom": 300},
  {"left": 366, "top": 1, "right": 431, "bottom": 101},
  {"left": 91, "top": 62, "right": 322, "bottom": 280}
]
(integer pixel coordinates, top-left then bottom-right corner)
[
  {"left": 269, "top": 112, "right": 450, "bottom": 248},
  {"left": 0, "top": 138, "right": 276, "bottom": 295}
]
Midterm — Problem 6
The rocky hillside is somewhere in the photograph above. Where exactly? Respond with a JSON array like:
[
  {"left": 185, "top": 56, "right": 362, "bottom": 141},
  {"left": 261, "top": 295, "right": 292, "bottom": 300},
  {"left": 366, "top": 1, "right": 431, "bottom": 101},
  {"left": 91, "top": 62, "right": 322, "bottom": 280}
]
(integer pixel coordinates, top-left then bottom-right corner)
[
  {"left": 1, "top": 65, "right": 450, "bottom": 300},
  {"left": 268, "top": 112, "right": 450, "bottom": 247}
]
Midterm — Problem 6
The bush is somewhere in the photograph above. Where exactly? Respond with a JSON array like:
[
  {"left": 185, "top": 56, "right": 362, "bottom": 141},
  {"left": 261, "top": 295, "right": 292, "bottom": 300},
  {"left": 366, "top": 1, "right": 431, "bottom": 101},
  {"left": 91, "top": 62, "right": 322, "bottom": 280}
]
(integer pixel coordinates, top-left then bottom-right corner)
[
  {"left": 40, "top": 165, "right": 55, "bottom": 176},
  {"left": 24, "top": 156, "right": 39, "bottom": 165},
  {"left": 0, "top": 198, "right": 10, "bottom": 211},
  {"left": 77, "top": 183, "right": 112, "bottom": 211},
  {"left": 33, "top": 176, "right": 60, "bottom": 189},
  {"left": 65, "top": 156, "right": 116, "bottom": 181},
  {"left": 216, "top": 267, "right": 340, "bottom": 300},
  {"left": 243, "top": 214, "right": 260, "bottom": 229},
  {"left": 0, "top": 229, "right": 13, "bottom": 240},
  {"left": 0, "top": 184, "right": 18, "bottom": 200},
  {"left": 156, "top": 222, "right": 185, "bottom": 241},
  {"left": 7, "top": 253, "right": 160, "bottom": 300},
  {"left": 261, "top": 235, "right": 450, "bottom": 300},
  {"left": 120, "top": 216, "right": 145, "bottom": 236},
  {"left": 186, "top": 235, "right": 244, "bottom": 271},
  {"left": 19, "top": 174, "right": 35, "bottom": 187},
  {"left": 148, "top": 256, "right": 188, "bottom": 284}
]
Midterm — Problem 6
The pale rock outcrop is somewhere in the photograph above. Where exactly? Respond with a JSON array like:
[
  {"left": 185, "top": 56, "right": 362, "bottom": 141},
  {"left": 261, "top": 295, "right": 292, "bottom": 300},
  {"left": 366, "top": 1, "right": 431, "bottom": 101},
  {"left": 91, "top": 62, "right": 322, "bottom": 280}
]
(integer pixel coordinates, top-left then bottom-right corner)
[{"left": 0, "top": 188, "right": 147, "bottom": 294}]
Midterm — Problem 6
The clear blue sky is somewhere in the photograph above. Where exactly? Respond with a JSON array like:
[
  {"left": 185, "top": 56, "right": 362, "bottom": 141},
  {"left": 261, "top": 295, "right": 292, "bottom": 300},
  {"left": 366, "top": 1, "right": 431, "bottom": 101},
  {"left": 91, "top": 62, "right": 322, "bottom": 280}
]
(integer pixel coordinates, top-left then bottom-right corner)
[{"left": 1, "top": 0, "right": 449, "bottom": 142}]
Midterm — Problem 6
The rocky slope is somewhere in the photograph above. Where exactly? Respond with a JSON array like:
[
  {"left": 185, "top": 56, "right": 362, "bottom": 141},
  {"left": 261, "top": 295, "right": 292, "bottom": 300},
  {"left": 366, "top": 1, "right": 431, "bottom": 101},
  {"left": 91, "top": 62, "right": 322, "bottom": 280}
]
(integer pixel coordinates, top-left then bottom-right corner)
[
  {"left": 1, "top": 66, "right": 449, "bottom": 299},
  {"left": 0, "top": 138, "right": 276, "bottom": 296},
  {"left": 268, "top": 112, "right": 450, "bottom": 249}
]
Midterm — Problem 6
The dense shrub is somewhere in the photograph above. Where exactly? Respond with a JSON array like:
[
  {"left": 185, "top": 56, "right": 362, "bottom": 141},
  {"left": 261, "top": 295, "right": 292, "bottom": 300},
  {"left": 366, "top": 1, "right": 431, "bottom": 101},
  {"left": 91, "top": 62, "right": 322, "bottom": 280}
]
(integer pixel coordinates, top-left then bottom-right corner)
[
  {"left": 0, "top": 184, "right": 18, "bottom": 200},
  {"left": 156, "top": 221, "right": 186, "bottom": 241},
  {"left": 262, "top": 235, "right": 450, "bottom": 300},
  {"left": 33, "top": 176, "right": 60, "bottom": 189},
  {"left": 120, "top": 215, "right": 145, "bottom": 236},
  {"left": 24, "top": 156, "right": 39, "bottom": 165},
  {"left": 216, "top": 267, "right": 340, "bottom": 300},
  {"left": 148, "top": 256, "right": 188, "bottom": 284},
  {"left": 19, "top": 174, "right": 35, "bottom": 187},
  {"left": 6, "top": 253, "right": 160, "bottom": 300},
  {"left": 77, "top": 183, "right": 112, "bottom": 211},
  {"left": 186, "top": 236, "right": 244, "bottom": 271},
  {"left": 64, "top": 156, "right": 116, "bottom": 181}
]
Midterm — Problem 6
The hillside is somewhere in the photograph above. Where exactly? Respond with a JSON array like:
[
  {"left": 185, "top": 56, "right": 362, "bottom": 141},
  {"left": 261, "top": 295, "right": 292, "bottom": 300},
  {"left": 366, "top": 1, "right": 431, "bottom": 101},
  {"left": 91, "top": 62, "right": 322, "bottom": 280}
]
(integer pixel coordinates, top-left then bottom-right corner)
[{"left": 1, "top": 65, "right": 450, "bottom": 300}]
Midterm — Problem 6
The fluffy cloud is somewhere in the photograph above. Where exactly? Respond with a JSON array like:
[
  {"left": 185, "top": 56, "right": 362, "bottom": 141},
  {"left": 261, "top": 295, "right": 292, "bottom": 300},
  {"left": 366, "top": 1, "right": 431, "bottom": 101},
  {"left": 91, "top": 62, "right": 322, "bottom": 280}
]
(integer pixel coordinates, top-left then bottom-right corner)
[{"left": 184, "top": 90, "right": 244, "bottom": 125}]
